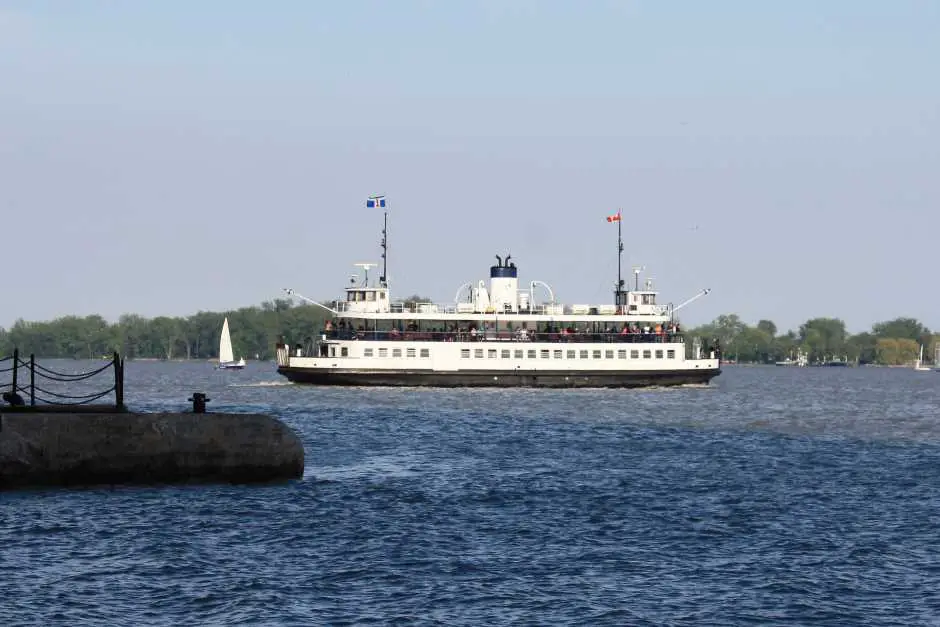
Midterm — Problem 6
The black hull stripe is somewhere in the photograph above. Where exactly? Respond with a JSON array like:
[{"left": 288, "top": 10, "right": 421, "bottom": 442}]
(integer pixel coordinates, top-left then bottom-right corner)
[{"left": 276, "top": 368, "right": 721, "bottom": 388}]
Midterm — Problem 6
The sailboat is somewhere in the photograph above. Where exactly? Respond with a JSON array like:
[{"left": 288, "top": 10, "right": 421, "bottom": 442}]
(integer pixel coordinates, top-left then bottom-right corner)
[
  {"left": 218, "top": 317, "right": 246, "bottom": 370},
  {"left": 914, "top": 344, "right": 930, "bottom": 371}
]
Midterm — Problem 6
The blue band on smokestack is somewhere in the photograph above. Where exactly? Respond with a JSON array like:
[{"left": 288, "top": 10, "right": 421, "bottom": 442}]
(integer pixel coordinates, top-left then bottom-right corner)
[{"left": 490, "top": 266, "right": 517, "bottom": 278}]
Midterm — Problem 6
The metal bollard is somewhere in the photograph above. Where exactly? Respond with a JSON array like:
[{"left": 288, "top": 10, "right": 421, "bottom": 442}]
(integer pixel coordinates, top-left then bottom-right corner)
[{"left": 188, "top": 392, "right": 210, "bottom": 414}]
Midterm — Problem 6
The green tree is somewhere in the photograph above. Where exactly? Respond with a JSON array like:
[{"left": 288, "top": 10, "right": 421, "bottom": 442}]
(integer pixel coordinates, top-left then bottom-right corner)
[
  {"left": 799, "top": 318, "right": 847, "bottom": 363},
  {"left": 872, "top": 318, "right": 930, "bottom": 342}
]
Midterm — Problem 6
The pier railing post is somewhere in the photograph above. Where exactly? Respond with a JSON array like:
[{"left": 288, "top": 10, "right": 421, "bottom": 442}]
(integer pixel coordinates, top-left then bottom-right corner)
[
  {"left": 29, "top": 353, "right": 35, "bottom": 406},
  {"left": 11, "top": 348, "right": 18, "bottom": 399},
  {"left": 113, "top": 351, "right": 124, "bottom": 410}
]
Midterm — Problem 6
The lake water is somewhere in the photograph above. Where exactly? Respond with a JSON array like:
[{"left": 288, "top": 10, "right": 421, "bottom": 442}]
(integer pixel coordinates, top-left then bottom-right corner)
[{"left": 3, "top": 362, "right": 940, "bottom": 625}]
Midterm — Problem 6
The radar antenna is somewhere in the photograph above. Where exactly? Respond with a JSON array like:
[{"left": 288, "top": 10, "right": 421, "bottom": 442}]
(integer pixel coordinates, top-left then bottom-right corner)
[{"left": 354, "top": 263, "right": 378, "bottom": 286}]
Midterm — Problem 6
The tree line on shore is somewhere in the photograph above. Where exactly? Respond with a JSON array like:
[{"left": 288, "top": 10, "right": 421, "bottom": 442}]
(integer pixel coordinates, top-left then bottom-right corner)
[{"left": 0, "top": 300, "right": 935, "bottom": 366}]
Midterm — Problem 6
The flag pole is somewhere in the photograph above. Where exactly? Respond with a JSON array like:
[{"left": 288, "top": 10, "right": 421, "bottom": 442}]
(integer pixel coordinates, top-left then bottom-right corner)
[
  {"left": 616, "top": 209, "right": 624, "bottom": 308},
  {"left": 381, "top": 202, "right": 388, "bottom": 288}
]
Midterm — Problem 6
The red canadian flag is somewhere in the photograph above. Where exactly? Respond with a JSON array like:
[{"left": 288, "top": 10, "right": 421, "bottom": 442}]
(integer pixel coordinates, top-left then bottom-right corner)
[{"left": 606, "top": 210, "right": 622, "bottom": 222}]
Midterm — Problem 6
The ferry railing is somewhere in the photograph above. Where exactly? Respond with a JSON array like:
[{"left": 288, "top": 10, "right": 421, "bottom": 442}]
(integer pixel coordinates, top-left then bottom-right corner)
[
  {"left": 332, "top": 300, "right": 673, "bottom": 316},
  {"left": 0, "top": 349, "right": 125, "bottom": 411},
  {"left": 316, "top": 330, "right": 685, "bottom": 344}
]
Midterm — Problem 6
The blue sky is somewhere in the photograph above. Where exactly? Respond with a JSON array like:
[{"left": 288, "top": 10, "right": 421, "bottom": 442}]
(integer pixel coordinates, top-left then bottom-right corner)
[{"left": 1, "top": 1, "right": 938, "bottom": 333}]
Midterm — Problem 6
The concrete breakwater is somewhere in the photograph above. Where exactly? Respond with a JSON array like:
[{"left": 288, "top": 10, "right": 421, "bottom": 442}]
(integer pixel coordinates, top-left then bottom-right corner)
[{"left": 0, "top": 412, "right": 305, "bottom": 490}]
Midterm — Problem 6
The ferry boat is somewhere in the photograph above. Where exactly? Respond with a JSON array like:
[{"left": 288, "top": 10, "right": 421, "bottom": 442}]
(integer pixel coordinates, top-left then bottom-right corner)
[{"left": 275, "top": 199, "right": 721, "bottom": 388}]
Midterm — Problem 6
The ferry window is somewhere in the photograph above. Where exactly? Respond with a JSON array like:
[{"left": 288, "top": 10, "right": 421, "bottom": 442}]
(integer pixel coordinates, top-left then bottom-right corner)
[
  {"left": 579, "top": 350, "right": 588, "bottom": 359},
  {"left": 605, "top": 350, "right": 614, "bottom": 359},
  {"left": 364, "top": 348, "right": 374, "bottom": 357},
  {"left": 655, "top": 350, "right": 663, "bottom": 359},
  {"left": 540, "top": 350, "right": 550, "bottom": 359},
  {"left": 475, "top": 349, "right": 484, "bottom": 359},
  {"left": 420, "top": 348, "right": 430, "bottom": 358},
  {"left": 330, "top": 346, "right": 336, "bottom": 357},
  {"left": 341, "top": 347, "right": 349, "bottom": 357},
  {"left": 366, "top": 291, "right": 375, "bottom": 301},
  {"left": 514, "top": 349, "right": 524, "bottom": 359},
  {"left": 407, "top": 348, "right": 416, "bottom": 358},
  {"left": 667, "top": 349, "right": 675, "bottom": 359},
  {"left": 527, "top": 350, "right": 537, "bottom": 359},
  {"left": 501, "top": 350, "right": 510, "bottom": 359},
  {"left": 567, "top": 350, "right": 575, "bottom": 359},
  {"left": 393, "top": 348, "right": 402, "bottom": 358},
  {"left": 488, "top": 349, "right": 497, "bottom": 359},
  {"left": 643, "top": 350, "right": 652, "bottom": 359},
  {"left": 379, "top": 292, "right": 386, "bottom": 299},
  {"left": 631, "top": 350, "right": 639, "bottom": 359},
  {"left": 553, "top": 350, "right": 562, "bottom": 359},
  {"left": 592, "top": 350, "right": 602, "bottom": 359},
  {"left": 379, "top": 348, "right": 388, "bottom": 357},
  {"left": 617, "top": 350, "right": 627, "bottom": 359},
  {"left": 461, "top": 349, "right": 471, "bottom": 358}
]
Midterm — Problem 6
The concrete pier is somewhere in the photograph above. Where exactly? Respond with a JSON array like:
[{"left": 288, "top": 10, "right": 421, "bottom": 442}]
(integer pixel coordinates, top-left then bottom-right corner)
[{"left": 0, "top": 412, "right": 305, "bottom": 490}]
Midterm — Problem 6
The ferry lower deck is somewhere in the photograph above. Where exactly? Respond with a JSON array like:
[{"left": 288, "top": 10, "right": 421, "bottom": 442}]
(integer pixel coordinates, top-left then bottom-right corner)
[{"left": 275, "top": 339, "right": 721, "bottom": 388}]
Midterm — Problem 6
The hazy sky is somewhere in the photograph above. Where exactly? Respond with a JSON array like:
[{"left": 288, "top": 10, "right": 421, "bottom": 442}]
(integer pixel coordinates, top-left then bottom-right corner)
[{"left": 1, "top": 1, "right": 938, "bottom": 333}]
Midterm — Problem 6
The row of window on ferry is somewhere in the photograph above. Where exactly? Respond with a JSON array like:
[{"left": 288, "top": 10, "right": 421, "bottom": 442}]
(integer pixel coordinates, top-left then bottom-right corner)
[{"left": 357, "top": 347, "right": 678, "bottom": 360}]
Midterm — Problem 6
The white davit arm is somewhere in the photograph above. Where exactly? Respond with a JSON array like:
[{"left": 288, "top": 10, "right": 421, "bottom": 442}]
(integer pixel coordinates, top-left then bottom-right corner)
[
  {"left": 283, "top": 288, "right": 339, "bottom": 315},
  {"left": 672, "top": 288, "right": 711, "bottom": 313}
]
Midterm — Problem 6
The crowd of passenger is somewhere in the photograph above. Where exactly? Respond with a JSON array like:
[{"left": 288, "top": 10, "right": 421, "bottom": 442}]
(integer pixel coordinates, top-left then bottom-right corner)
[{"left": 320, "top": 319, "right": 683, "bottom": 343}]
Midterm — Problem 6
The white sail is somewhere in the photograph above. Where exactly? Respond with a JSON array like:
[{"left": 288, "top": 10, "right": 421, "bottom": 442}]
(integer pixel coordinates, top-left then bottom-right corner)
[{"left": 219, "top": 317, "right": 235, "bottom": 364}]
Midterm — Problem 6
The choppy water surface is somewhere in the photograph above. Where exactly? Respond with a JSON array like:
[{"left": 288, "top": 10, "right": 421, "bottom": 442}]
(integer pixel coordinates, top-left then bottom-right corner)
[{"left": 3, "top": 363, "right": 940, "bottom": 625}]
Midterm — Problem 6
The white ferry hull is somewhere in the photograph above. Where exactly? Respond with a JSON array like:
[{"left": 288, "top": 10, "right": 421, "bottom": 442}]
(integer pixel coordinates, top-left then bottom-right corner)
[{"left": 276, "top": 365, "right": 720, "bottom": 388}]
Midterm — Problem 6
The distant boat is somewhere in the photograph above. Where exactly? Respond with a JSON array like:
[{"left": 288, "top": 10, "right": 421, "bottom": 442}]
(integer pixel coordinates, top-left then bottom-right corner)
[
  {"left": 914, "top": 344, "right": 930, "bottom": 371},
  {"left": 218, "top": 317, "right": 246, "bottom": 370},
  {"left": 776, "top": 350, "right": 807, "bottom": 367}
]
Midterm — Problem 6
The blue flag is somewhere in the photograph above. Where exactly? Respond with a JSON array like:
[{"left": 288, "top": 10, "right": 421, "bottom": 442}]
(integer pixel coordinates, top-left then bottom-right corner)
[{"left": 367, "top": 196, "right": 386, "bottom": 208}]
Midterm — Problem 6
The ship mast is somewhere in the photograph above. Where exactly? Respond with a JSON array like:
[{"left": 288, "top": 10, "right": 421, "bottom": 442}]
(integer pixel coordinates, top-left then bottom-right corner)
[
  {"left": 615, "top": 209, "right": 624, "bottom": 308},
  {"left": 381, "top": 207, "right": 388, "bottom": 288},
  {"left": 368, "top": 194, "right": 389, "bottom": 288}
]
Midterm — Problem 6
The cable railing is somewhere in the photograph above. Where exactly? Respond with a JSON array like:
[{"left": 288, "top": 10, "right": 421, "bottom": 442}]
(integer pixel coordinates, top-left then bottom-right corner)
[{"left": 0, "top": 349, "right": 125, "bottom": 411}]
